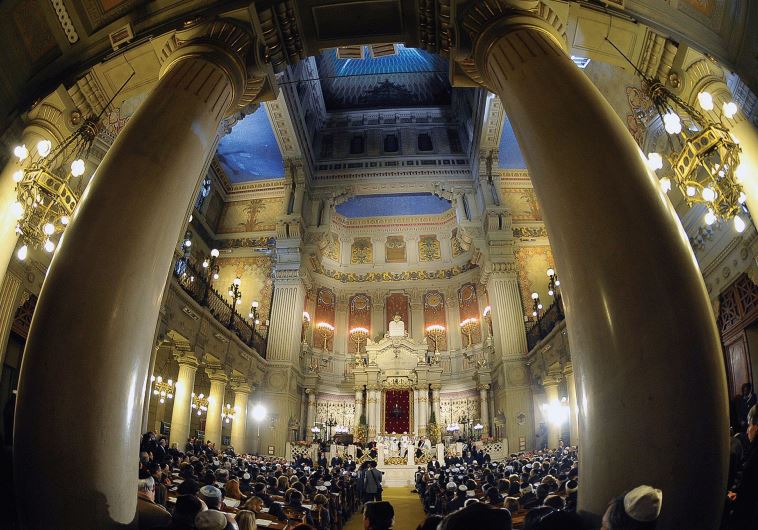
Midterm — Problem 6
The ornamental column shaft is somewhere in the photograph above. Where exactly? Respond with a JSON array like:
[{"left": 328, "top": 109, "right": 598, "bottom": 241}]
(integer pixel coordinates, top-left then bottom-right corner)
[
  {"left": 432, "top": 386, "right": 441, "bottom": 423},
  {"left": 485, "top": 273, "right": 533, "bottom": 448},
  {"left": 418, "top": 388, "right": 428, "bottom": 436},
  {"left": 468, "top": 14, "right": 727, "bottom": 528},
  {"left": 306, "top": 391, "right": 316, "bottom": 438},
  {"left": 479, "top": 386, "right": 490, "bottom": 436},
  {"left": 205, "top": 370, "right": 228, "bottom": 448},
  {"left": 231, "top": 382, "right": 252, "bottom": 453},
  {"left": 266, "top": 273, "right": 306, "bottom": 361},
  {"left": 542, "top": 375, "right": 561, "bottom": 449},
  {"left": 366, "top": 389, "right": 376, "bottom": 438},
  {"left": 416, "top": 388, "right": 421, "bottom": 435},
  {"left": 564, "top": 362, "right": 579, "bottom": 445},
  {"left": 168, "top": 352, "right": 199, "bottom": 448},
  {"left": 354, "top": 389, "right": 364, "bottom": 426},
  {"left": 0, "top": 271, "right": 24, "bottom": 368},
  {"left": 13, "top": 19, "right": 267, "bottom": 530}
]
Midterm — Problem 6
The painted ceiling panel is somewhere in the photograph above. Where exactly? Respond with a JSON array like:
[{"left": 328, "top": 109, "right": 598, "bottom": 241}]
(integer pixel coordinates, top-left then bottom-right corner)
[
  {"left": 316, "top": 44, "right": 451, "bottom": 111},
  {"left": 216, "top": 105, "right": 285, "bottom": 183},
  {"left": 498, "top": 117, "right": 527, "bottom": 169},
  {"left": 336, "top": 193, "right": 451, "bottom": 218}
]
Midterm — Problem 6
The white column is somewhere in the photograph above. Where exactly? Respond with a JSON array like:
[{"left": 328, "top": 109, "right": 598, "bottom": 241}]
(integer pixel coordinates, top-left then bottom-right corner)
[
  {"left": 418, "top": 387, "right": 428, "bottom": 436},
  {"left": 445, "top": 291, "right": 462, "bottom": 351},
  {"left": 432, "top": 385, "right": 441, "bottom": 424},
  {"left": 564, "top": 362, "right": 579, "bottom": 446},
  {"left": 543, "top": 374, "right": 561, "bottom": 450},
  {"left": 354, "top": 388, "right": 364, "bottom": 426},
  {"left": 306, "top": 390, "right": 316, "bottom": 439},
  {"left": 0, "top": 271, "right": 23, "bottom": 367},
  {"left": 231, "top": 381, "right": 251, "bottom": 453},
  {"left": 168, "top": 352, "right": 199, "bottom": 447},
  {"left": 371, "top": 294, "right": 386, "bottom": 339},
  {"left": 375, "top": 389, "right": 382, "bottom": 436},
  {"left": 410, "top": 297, "right": 424, "bottom": 342},
  {"left": 366, "top": 388, "right": 376, "bottom": 439},
  {"left": 411, "top": 388, "right": 421, "bottom": 435},
  {"left": 479, "top": 385, "right": 490, "bottom": 436},
  {"left": 205, "top": 369, "right": 228, "bottom": 448},
  {"left": 334, "top": 296, "right": 348, "bottom": 354},
  {"left": 266, "top": 274, "right": 306, "bottom": 361},
  {"left": 486, "top": 273, "right": 533, "bottom": 448}
]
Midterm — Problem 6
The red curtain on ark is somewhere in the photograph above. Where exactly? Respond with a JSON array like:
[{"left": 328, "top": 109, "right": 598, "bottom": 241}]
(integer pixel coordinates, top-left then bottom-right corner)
[{"left": 384, "top": 390, "right": 411, "bottom": 434}]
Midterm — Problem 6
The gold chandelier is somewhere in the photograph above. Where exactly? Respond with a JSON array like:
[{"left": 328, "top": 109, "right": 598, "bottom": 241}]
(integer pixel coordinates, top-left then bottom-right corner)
[
  {"left": 606, "top": 40, "right": 746, "bottom": 232},
  {"left": 10, "top": 73, "right": 133, "bottom": 259},
  {"left": 645, "top": 81, "right": 746, "bottom": 231},
  {"left": 11, "top": 117, "right": 98, "bottom": 258}
]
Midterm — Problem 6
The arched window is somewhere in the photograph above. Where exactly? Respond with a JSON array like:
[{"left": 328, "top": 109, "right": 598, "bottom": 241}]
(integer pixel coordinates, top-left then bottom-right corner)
[
  {"left": 350, "top": 135, "right": 365, "bottom": 154},
  {"left": 384, "top": 134, "right": 399, "bottom": 153}
]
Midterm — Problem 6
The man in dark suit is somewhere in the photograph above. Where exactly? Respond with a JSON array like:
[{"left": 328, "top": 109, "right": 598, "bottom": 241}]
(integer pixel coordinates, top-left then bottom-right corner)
[
  {"left": 728, "top": 405, "right": 758, "bottom": 529},
  {"left": 427, "top": 456, "right": 441, "bottom": 471}
]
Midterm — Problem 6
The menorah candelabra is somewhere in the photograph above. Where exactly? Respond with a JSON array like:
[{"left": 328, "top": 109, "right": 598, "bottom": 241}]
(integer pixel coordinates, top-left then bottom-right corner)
[{"left": 459, "top": 318, "right": 478, "bottom": 348}]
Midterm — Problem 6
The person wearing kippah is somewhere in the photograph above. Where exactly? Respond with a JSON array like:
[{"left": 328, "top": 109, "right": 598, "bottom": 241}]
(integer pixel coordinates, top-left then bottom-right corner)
[
  {"left": 727, "top": 404, "right": 758, "bottom": 529},
  {"left": 601, "top": 485, "right": 662, "bottom": 530}
]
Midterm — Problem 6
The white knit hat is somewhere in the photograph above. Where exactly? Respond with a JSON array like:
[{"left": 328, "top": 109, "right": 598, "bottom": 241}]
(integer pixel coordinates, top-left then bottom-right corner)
[{"left": 624, "top": 485, "right": 663, "bottom": 522}]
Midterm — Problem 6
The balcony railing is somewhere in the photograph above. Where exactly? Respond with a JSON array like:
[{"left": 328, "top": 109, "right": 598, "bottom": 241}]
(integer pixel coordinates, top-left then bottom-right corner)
[
  {"left": 173, "top": 258, "right": 267, "bottom": 357},
  {"left": 526, "top": 296, "right": 565, "bottom": 351}
]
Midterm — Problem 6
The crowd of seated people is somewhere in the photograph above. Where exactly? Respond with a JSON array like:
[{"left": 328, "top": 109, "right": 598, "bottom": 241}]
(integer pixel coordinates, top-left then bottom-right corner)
[{"left": 137, "top": 433, "right": 361, "bottom": 530}]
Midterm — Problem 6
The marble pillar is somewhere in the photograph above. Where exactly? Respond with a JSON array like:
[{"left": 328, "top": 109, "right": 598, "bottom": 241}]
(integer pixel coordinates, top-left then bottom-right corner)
[
  {"left": 412, "top": 389, "right": 420, "bottom": 434},
  {"left": 355, "top": 388, "right": 364, "bottom": 426},
  {"left": 306, "top": 390, "right": 316, "bottom": 439},
  {"left": 485, "top": 272, "right": 533, "bottom": 448},
  {"left": 479, "top": 385, "right": 490, "bottom": 435},
  {"left": 335, "top": 296, "right": 348, "bottom": 355},
  {"left": 410, "top": 298, "right": 425, "bottom": 343},
  {"left": 469, "top": 15, "right": 727, "bottom": 527},
  {"left": 231, "top": 381, "right": 251, "bottom": 453},
  {"left": 431, "top": 386, "right": 441, "bottom": 424},
  {"left": 266, "top": 273, "right": 306, "bottom": 361},
  {"left": 445, "top": 292, "right": 462, "bottom": 351},
  {"left": 0, "top": 271, "right": 23, "bottom": 367},
  {"left": 168, "top": 352, "right": 199, "bottom": 448},
  {"left": 367, "top": 388, "right": 377, "bottom": 438},
  {"left": 375, "top": 389, "right": 382, "bottom": 435},
  {"left": 13, "top": 19, "right": 267, "bottom": 530},
  {"left": 205, "top": 369, "right": 228, "bottom": 448},
  {"left": 564, "top": 362, "right": 579, "bottom": 446},
  {"left": 371, "top": 295, "right": 386, "bottom": 339},
  {"left": 418, "top": 388, "right": 428, "bottom": 436},
  {"left": 542, "top": 374, "right": 561, "bottom": 450}
]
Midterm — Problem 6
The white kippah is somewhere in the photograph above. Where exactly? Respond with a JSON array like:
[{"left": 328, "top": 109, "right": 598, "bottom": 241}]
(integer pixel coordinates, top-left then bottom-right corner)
[
  {"left": 446, "top": 481, "right": 457, "bottom": 491},
  {"left": 624, "top": 485, "right": 663, "bottom": 522},
  {"left": 195, "top": 510, "right": 227, "bottom": 530}
]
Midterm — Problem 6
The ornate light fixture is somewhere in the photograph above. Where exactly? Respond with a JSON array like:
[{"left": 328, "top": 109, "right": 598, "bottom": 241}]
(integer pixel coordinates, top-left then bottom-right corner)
[
  {"left": 11, "top": 74, "right": 134, "bottom": 259},
  {"left": 531, "top": 292, "right": 543, "bottom": 318},
  {"left": 459, "top": 318, "right": 478, "bottom": 348},
  {"left": 607, "top": 39, "right": 746, "bottom": 232},
  {"left": 202, "top": 248, "right": 220, "bottom": 281},
  {"left": 228, "top": 277, "right": 242, "bottom": 305},
  {"left": 547, "top": 269, "right": 560, "bottom": 297},
  {"left": 150, "top": 375, "right": 175, "bottom": 404},
  {"left": 473, "top": 423, "right": 484, "bottom": 439},
  {"left": 310, "top": 425, "right": 321, "bottom": 440},
  {"left": 221, "top": 403, "right": 235, "bottom": 424},
  {"left": 425, "top": 324, "right": 446, "bottom": 355},
  {"left": 249, "top": 300, "right": 261, "bottom": 333},
  {"left": 350, "top": 326, "right": 369, "bottom": 352},
  {"left": 316, "top": 322, "right": 335, "bottom": 352},
  {"left": 191, "top": 392, "right": 209, "bottom": 416}
]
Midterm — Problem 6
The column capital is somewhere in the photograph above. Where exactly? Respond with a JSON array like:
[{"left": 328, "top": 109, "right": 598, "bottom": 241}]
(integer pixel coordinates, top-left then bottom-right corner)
[
  {"left": 478, "top": 384, "right": 491, "bottom": 392},
  {"left": 451, "top": 2, "right": 567, "bottom": 91},
  {"left": 562, "top": 361, "right": 573, "bottom": 376},
  {"left": 430, "top": 384, "right": 442, "bottom": 392},
  {"left": 205, "top": 366, "right": 229, "bottom": 383},
  {"left": 231, "top": 378, "right": 252, "bottom": 394},
  {"left": 173, "top": 350, "right": 199, "bottom": 368},
  {"left": 160, "top": 18, "right": 274, "bottom": 117}
]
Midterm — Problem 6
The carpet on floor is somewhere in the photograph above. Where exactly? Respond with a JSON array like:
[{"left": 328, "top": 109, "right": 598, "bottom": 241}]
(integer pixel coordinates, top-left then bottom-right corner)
[{"left": 342, "top": 487, "right": 427, "bottom": 530}]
